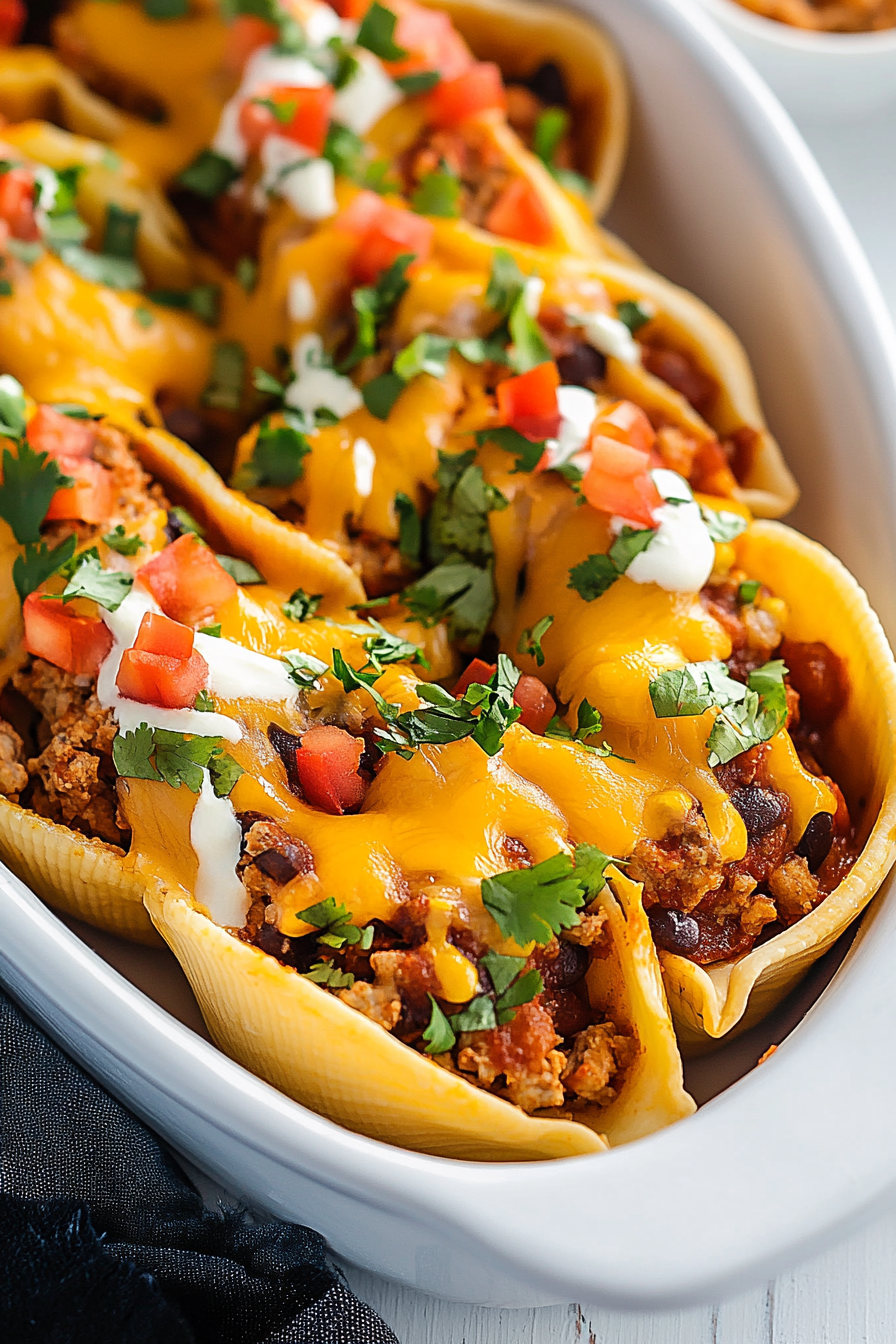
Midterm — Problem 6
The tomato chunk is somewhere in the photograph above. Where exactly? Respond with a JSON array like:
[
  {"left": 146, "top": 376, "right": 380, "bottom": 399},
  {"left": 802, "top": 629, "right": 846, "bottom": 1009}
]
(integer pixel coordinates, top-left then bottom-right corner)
[
  {"left": 27, "top": 405, "right": 97, "bottom": 460},
  {"left": 690, "top": 439, "right": 738, "bottom": 497},
  {"left": 496, "top": 362, "right": 560, "bottom": 441},
  {"left": 116, "top": 647, "right": 209, "bottom": 710},
  {"left": 225, "top": 14, "right": 277, "bottom": 74},
  {"left": 294, "top": 725, "right": 365, "bottom": 814},
  {"left": 138, "top": 534, "right": 238, "bottom": 627},
  {"left": 337, "top": 192, "right": 435, "bottom": 283},
  {"left": 23, "top": 592, "right": 112, "bottom": 677},
  {"left": 133, "top": 610, "right": 195, "bottom": 661},
  {"left": 330, "top": 0, "right": 368, "bottom": 16},
  {"left": 387, "top": 0, "right": 473, "bottom": 82},
  {"left": 594, "top": 400, "right": 655, "bottom": 455},
  {"left": 452, "top": 657, "right": 496, "bottom": 698},
  {"left": 582, "top": 465, "right": 662, "bottom": 527},
  {"left": 238, "top": 84, "right": 334, "bottom": 156},
  {"left": 0, "top": 166, "right": 38, "bottom": 242},
  {"left": 513, "top": 674, "right": 556, "bottom": 736},
  {"left": 427, "top": 62, "right": 506, "bottom": 128},
  {"left": 485, "top": 176, "right": 553, "bottom": 247},
  {"left": 589, "top": 432, "right": 649, "bottom": 480},
  {"left": 45, "top": 457, "right": 113, "bottom": 525},
  {"left": 0, "top": 0, "right": 25, "bottom": 46}
]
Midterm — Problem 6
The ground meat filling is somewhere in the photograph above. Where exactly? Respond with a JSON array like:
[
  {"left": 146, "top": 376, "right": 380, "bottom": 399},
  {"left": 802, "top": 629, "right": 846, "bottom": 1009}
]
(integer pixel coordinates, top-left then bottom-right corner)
[
  {"left": 236, "top": 814, "right": 637, "bottom": 1113},
  {"left": 397, "top": 123, "right": 518, "bottom": 230}
]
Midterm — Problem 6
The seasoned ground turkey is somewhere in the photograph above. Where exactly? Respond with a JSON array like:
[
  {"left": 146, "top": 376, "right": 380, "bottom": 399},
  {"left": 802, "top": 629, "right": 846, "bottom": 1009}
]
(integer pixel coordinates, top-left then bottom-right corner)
[
  {"left": 236, "top": 812, "right": 636, "bottom": 1114},
  {"left": 398, "top": 123, "right": 516, "bottom": 230},
  {"left": 0, "top": 720, "right": 27, "bottom": 798},
  {"left": 6, "top": 661, "right": 127, "bottom": 848}
]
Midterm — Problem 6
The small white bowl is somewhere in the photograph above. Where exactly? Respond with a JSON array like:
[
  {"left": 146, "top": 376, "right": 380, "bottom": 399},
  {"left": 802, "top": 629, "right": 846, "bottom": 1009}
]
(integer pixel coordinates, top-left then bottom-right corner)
[{"left": 694, "top": 0, "right": 896, "bottom": 121}]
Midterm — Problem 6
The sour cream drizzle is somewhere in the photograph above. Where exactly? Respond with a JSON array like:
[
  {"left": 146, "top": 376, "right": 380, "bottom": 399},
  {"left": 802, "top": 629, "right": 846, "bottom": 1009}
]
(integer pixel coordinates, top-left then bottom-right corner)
[
  {"left": 617, "top": 470, "right": 716, "bottom": 594},
  {"left": 190, "top": 774, "right": 249, "bottom": 928}
]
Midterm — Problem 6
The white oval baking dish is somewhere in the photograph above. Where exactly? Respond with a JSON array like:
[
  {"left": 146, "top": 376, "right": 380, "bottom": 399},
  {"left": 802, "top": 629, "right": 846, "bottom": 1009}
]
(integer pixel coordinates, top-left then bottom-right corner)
[{"left": 2, "top": 0, "right": 896, "bottom": 1311}]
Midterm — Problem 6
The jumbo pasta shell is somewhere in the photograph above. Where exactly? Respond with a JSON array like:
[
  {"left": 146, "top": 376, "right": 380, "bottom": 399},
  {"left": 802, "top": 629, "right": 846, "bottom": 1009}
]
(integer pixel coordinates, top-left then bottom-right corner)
[
  {"left": 142, "top": 860, "right": 692, "bottom": 1161},
  {"left": 662, "top": 521, "right": 896, "bottom": 1051}
]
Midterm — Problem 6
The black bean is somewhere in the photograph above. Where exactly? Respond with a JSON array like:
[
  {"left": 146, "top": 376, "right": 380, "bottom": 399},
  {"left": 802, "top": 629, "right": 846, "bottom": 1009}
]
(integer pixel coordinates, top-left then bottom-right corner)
[
  {"left": 796, "top": 812, "right": 834, "bottom": 872},
  {"left": 648, "top": 908, "right": 700, "bottom": 955},
  {"left": 267, "top": 723, "right": 304, "bottom": 797},
  {"left": 731, "top": 786, "right": 788, "bottom": 836},
  {"left": 556, "top": 343, "right": 606, "bottom": 389},
  {"left": 542, "top": 940, "right": 589, "bottom": 990},
  {"left": 526, "top": 61, "right": 568, "bottom": 107},
  {"left": 255, "top": 845, "right": 308, "bottom": 884}
]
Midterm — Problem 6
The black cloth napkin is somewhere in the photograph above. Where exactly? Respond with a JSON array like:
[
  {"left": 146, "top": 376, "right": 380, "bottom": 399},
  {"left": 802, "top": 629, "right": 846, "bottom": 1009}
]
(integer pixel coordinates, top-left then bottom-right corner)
[{"left": 0, "top": 989, "right": 399, "bottom": 1343}]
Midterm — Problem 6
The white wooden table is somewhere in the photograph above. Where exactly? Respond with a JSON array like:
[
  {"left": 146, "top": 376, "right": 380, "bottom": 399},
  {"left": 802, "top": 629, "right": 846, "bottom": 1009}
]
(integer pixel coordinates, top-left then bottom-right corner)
[{"left": 335, "top": 77, "right": 896, "bottom": 1344}]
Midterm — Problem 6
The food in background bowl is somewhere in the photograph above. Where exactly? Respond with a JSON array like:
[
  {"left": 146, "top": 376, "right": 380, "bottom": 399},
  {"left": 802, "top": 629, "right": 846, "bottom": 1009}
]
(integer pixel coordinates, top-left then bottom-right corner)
[{"left": 732, "top": 0, "right": 896, "bottom": 32}]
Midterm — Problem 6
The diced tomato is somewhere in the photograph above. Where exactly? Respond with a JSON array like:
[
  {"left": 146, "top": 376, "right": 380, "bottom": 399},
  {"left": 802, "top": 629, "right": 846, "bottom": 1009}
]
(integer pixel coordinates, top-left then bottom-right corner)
[
  {"left": 691, "top": 438, "right": 738, "bottom": 497},
  {"left": 0, "top": 166, "right": 38, "bottom": 242},
  {"left": 22, "top": 592, "right": 112, "bottom": 677},
  {"left": 224, "top": 14, "right": 277, "bottom": 74},
  {"left": 496, "top": 363, "right": 560, "bottom": 441},
  {"left": 513, "top": 674, "right": 556, "bottom": 736},
  {"left": 387, "top": 0, "right": 473, "bottom": 82},
  {"left": 427, "top": 62, "right": 506, "bottom": 128},
  {"left": 485, "top": 177, "right": 553, "bottom": 248},
  {"left": 336, "top": 192, "right": 435, "bottom": 283},
  {"left": 0, "top": 0, "right": 25, "bottom": 48},
  {"left": 138, "top": 534, "right": 238, "bottom": 627},
  {"left": 26, "top": 405, "right": 97, "bottom": 460},
  {"left": 452, "top": 657, "right": 496, "bottom": 697},
  {"left": 45, "top": 457, "right": 113, "bottom": 525},
  {"left": 294, "top": 725, "right": 365, "bottom": 815},
  {"left": 116, "top": 647, "right": 209, "bottom": 710},
  {"left": 594, "top": 400, "right": 656, "bottom": 455},
  {"left": 589, "top": 432, "right": 649, "bottom": 480},
  {"left": 133, "top": 610, "right": 195, "bottom": 661},
  {"left": 582, "top": 464, "right": 662, "bottom": 527},
  {"left": 238, "top": 84, "right": 334, "bottom": 157},
  {"left": 330, "top": 0, "right": 369, "bottom": 17}
]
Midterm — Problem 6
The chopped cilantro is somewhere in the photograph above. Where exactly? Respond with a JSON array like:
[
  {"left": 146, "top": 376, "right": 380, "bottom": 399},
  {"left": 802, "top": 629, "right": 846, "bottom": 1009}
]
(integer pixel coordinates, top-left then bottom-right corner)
[
  {"left": 400, "top": 557, "right": 495, "bottom": 647},
  {"left": 356, "top": 2, "right": 407, "bottom": 60},
  {"left": 12, "top": 535, "right": 77, "bottom": 602},
  {"left": 369, "top": 653, "right": 521, "bottom": 760},
  {"left": 340, "top": 253, "right": 413, "bottom": 372},
  {"left": 0, "top": 279, "right": 12, "bottom": 298},
  {"left": 362, "top": 619, "right": 427, "bottom": 672},
  {"left": 112, "top": 723, "right": 159, "bottom": 782},
  {"left": 507, "top": 284, "right": 551, "bottom": 373},
  {"left": 103, "top": 525, "right": 145, "bottom": 556},
  {"left": 394, "top": 491, "right": 421, "bottom": 564},
  {"left": 177, "top": 149, "right": 240, "bottom": 199},
  {"left": 253, "top": 95, "right": 298, "bottom": 126},
  {"left": 194, "top": 689, "right": 216, "bottom": 712},
  {"left": 134, "top": 305, "right": 154, "bottom": 329},
  {"left": 252, "top": 367, "right": 286, "bottom": 399},
  {"left": 0, "top": 440, "right": 74, "bottom": 545},
  {"left": 113, "top": 724, "right": 241, "bottom": 795},
  {"left": 450, "top": 995, "right": 496, "bottom": 1032},
  {"left": 545, "top": 698, "right": 604, "bottom": 750},
  {"left": 739, "top": 579, "right": 761, "bottom": 605},
  {"left": 0, "top": 374, "right": 26, "bottom": 438},
  {"left": 474, "top": 425, "right": 545, "bottom": 475},
  {"left": 51, "top": 403, "right": 98, "bottom": 420},
  {"left": 410, "top": 167, "right": 461, "bottom": 218},
  {"left": 282, "top": 589, "right": 322, "bottom": 622},
  {"left": 609, "top": 525, "right": 655, "bottom": 571},
  {"left": 198, "top": 623, "right": 221, "bottom": 637},
  {"left": 480, "top": 950, "right": 526, "bottom": 997},
  {"left": 393, "top": 333, "right": 454, "bottom": 382},
  {"left": 215, "top": 554, "right": 264, "bottom": 584},
  {"left": 648, "top": 657, "right": 789, "bottom": 767},
  {"left": 57, "top": 554, "right": 133, "bottom": 611},
  {"left": 699, "top": 504, "right": 748, "bottom": 544},
  {"left": 532, "top": 107, "right": 568, "bottom": 166},
  {"left": 649, "top": 660, "right": 746, "bottom": 719},
  {"left": 567, "top": 527, "right": 656, "bottom": 602},
  {"left": 485, "top": 249, "right": 526, "bottom": 316},
  {"left": 494, "top": 967, "right": 543, "bottom": 1023},
  {"left": 422, "top": 995, "right": 456, "bottom": 1054},
  {"left": 143, "top": 0, "right": 189, "bottom": 16},
  {"left": 362, "top": 371, "right": 406, "bottom": 420},
  {"left": 169, "top": 505, "right": 203, "bottom": 537},
  {"left": 103, "top": 203, "right": 140, "bottom": 260},
  {"left": 298, "top": 897, "right": 373, "bottom": 950},
  {"left": 232, "top": 417, "right": 310, "bottom": 489},
  {"left": 323, "top": 122, "right": 367, "bottom": 182},
  {"left": 203, "top": 341, "right": 246, "bottom": 411},
  {"left": 54, "top": 242, "right": 143, "bottom": 290},
  {"left": 616, "top": 299, "right": 653, "bottom": 334},
  {"left": 517, "top": 614, "right": 554, "bottom": 667},
  {"left": 481, "top": 851, "right": 589, "bottom": 946},
  {"left": 283, "top": 649, "right": 329, "bottom": 688},
  {"left": 235, "top": 257, "right": 257, "bottom": 293},
  {"left": 395, "top": 70, "right": 440, "bottom": 95},
  {"left": 146, "top": 285, "right": 221, "bottom": 326},
  {"left": 303, "top": 962, "right": 355, "bottom": 990}
]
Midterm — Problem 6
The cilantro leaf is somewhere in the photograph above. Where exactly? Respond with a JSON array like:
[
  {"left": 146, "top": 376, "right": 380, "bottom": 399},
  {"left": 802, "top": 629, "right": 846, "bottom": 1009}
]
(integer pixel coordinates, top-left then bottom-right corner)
[
  {"left": 236, "top": 257, "right": 257, "bottom": 293},
  {"left": 177, "top": 149, "right": 240, "bottom": 198},
  {"left": 339, "top": 253, "right": 412, "bottom": 372},
  {"left": 450, "top": 995, "right": 497, "bottom": 1033},
  {"left": 232, "top": 418, "right": 310, "bottom": 489},
  {"left": 102, "top": 203, "right": 140, "bottom": 260},
  {"left": 410, "top": 167, "right": 461, "bottom": 218},
  {"left": 283, "top": 650, "right": 329, "bottom": 688},
  {"left": 54, "top": 243, "right": 143, "bottom": 291},
  {"left": 199, "top": 623, "right": 221, "bottom": 637},
  {"left": 649, "top": 660, "right": 747, "bottom": 718},
  {"left": 0, "top": 440, "right": 73, "bottom": 544},
  {"left": 649, "top": 657, "right": 789, "bottom": 767},
  {"left": 475, "top": 425, "right": 545, "bottom": 475},
  {"left": 481, "top": 851, "right": 588, "bottom": 946},
  {"left": 394, "top": 491, "right": 421, "bottom": 564},
  {"left": 545, "top": 698, "right": 603, "bottom": 750},
  {"left": 517, "top": 614, "right": 553, "bottom": 667},
  {"left": 362, "top": 618, "right": 427, "bottom": 672},
  {"left": 146, "top": 284, "right": 221, "bottom": 326},
  {"left": 303, "top": 961, "right": 355, "bottom": 989},
  {"left": 568, "top": 527, "right": 657, "bottom": 602},
  {"left": 362, "top": 371, "right": 406, "bottom": 420},
  {"left": 103, "top": 524, "right": 145, "bottom": 556},
  {"left": 699, "top": 503, "right": 748, "bottom": 544},
  {"left": 507, "top": 286, "right": 551, "bottom": 373},
  {"left": 428, "top": 452, "right": 507, "bottom": 564},
  {"left": 573, "top": 841, "right": 613, "bottom": 898},
  {"left": 112, "top": 723, "right": 160, "bottom": 782},
  {"left": 215, "top": 554, "right": 264, "bottom": 584},
  {"left": 739, "top": 579, "right": 761, "bottom": 605},
  {"left": 616, "top": 299, "right": 652, "bottom": 334},
  {"left": 401, "top": 557, "right": 495, "bottom": 645},
  {"left": 470, "top": 653, "right": 520, "bottom": 756},
  {"left": 395, "top": 70, "right": 440, "bottom": 94},
  {"left": 202, "top": 341, "right": 246, "bottom": 411},
  {"left": 393, "top": 333, "right": 454, "bottom": 382},
  {"left": 207, "top": 749, "right": 244, "bottom": 797},
  {"left": 609, "top": 526, "right": 655, "bottom": 571},
  {"left": 12, "top": 535, "right": 77, "bottom": 601},
  {"left": 0, "top": 374, "right": 26, "bottom": 438},
  {"left": 323, "top": 121, "right": 367, "bottom": 181},
  {"left": 58, "top": 554, "right": 134, "bottom": 611},
  {"left": 356, "top": 2, "right": 407, "bottom": 60},
  {"left": 494, "top": 967, "right": 543, "bottom": 1023},
  {"left": 297, "top": 897, "right": 372, "bottom": 949},
  {"left": 480, "top": 950, "right": 526, "bottom": 997},
  {"left": 423, "top": 995, "right": 456, "bottom": 1054},
  {"left": 533, "top": 107, "right": 568, "bottom": 166},
  {"left": 282, "top": 589, "right": 322, "bottom": 622},
  {"left": 485, "top": 249, "right": 526, "bottom": 316},
  {"left": 148, "top": 730, "right": 220, "bottom": 791},
  {"left": 194, "top": 689, "right": 216, "bottom": 712}
]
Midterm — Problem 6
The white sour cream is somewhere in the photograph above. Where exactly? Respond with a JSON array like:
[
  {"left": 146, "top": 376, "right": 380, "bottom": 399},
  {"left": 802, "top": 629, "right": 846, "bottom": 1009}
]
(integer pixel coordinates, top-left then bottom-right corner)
[
  {"left": 304, "top": 0, "right": 342, "bottom": 45},
  {"left": 211, "top": 49, "right": 328, "bottom": 167},
  {"left": 523, "top": 276, "right": 545, "bottom": 319},
  {"left": 567, "top": 307, "right": 640, "bottom": 366},
  {"left": 277, "top": 156, "right": 336, "bottom": 220},
  {"left": 621, "top": 471, "right": 716, "bottom": 593},
  {"left": 287, "top": 273, "right": 317, "bottom": 322},
  {"left": 353, "top": 437, "right": 376, "bottom": 499},
  {"left": 286, "top": 332, "right": 362, "bottom": 420},
  {"left": 546, "top": 385, "right": 598, "bottom": 467},
  {"left": 333, "top": 48, "right": 402, "bottom": 134},
  {"left": 190, "top": 774, "right": 249, "bottom": 928}
]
